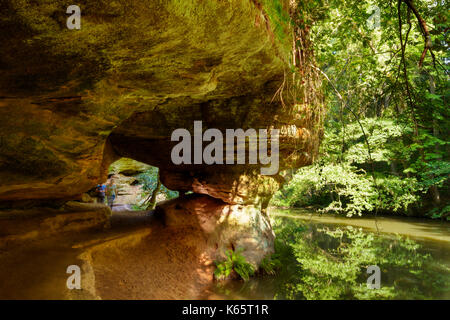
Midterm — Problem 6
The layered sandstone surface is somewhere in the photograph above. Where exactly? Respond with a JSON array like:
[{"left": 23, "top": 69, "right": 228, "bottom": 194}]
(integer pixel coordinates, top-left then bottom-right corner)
[{"left": 0, "top": 0, "right": 322, "bottom": 269}]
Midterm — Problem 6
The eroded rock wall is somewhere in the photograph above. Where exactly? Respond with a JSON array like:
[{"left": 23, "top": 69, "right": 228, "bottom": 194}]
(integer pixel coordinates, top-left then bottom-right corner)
[
  {"left": 0, "top": 0, "right": 294, "bottom": 201},
  {"left": 0, "top": 0, "right": 323, "bottom": 266}
]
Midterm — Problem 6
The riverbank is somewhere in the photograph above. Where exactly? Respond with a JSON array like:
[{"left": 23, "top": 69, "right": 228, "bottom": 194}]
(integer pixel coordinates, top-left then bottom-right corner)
[{"left": 269, "top": 207, "right": 450, "bottom": 243}]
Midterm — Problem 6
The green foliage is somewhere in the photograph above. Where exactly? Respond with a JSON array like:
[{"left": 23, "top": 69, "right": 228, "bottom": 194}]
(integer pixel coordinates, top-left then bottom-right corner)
[
  {"left": 428, "top": 205, "right": 450, "bottom": 221},
  {"left": 127, "top": 167, "right": 178, "bottom": 210},
  {"left": 261, "top": 0, "right": 291, "bottom": 46},
  {"left": 136, "top": 167, "right": 178, "bottom": 198},
  {"left": 214, "top": 258, "right": 233, "bottom": 281},
  {"left": 214, "top": 248, "right": 256, "bottom": 281},
  {"left": 259, "top": 254, "right": 282, "bottom": 275},
  {"left": 273, "top": 0, "right": 449, "bottom": 217},
  {"left": 272, "top": 119, "right": 425, "bottom": 216},
  {"left": 130, "top": 203, "right": 145, "bottom": 211},
  {"left": 273, "top": 163, "right": 376, "bottom": 216}
]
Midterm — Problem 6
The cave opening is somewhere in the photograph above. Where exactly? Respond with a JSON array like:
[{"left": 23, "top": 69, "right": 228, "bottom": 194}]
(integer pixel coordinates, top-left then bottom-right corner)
[{"left": 102, "top": 157, "right": 179, "bottom": 212}]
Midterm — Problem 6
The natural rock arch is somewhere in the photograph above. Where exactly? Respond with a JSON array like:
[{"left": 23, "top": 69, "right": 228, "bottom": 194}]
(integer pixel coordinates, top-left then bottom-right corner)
[{"left": 0, "top": 0, "right": 323, "bottom": 267}]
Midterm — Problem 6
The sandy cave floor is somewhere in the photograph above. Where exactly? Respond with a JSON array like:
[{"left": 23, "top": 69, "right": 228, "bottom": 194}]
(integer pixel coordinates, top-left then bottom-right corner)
[{"left": 0, "top": 207, "right": 218, "bottom": 300}]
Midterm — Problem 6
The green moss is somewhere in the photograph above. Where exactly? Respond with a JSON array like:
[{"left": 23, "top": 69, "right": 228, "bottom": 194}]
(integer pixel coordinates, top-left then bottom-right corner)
[
  {"left": 109, "top": 158, "right": 150, "bottom": 175},
  {"left": 261, "top": 0, "right": 292, "bottom": 58}
]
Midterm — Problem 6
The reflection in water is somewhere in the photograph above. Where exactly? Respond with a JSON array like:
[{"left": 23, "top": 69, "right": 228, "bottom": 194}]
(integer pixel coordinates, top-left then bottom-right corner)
[{"left": 211, "top": 213, "right": 450, "bottom": 300}]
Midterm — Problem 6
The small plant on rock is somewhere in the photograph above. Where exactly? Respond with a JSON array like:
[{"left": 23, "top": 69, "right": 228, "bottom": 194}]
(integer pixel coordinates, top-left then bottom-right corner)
[
  {"left": 214, "top": 248, "right": 255, "bottom": 281},
  {"left": 259, "top": 254, "right": 282, "bottom": 275}
]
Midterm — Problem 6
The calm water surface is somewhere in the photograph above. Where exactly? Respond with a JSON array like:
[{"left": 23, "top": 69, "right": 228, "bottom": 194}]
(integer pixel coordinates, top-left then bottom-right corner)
[{"left": 209, "top": 209, "right": 450, "bottom": 300}]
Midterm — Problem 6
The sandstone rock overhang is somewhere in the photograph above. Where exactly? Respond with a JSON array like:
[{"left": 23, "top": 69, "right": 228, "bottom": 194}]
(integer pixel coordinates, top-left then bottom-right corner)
[{"left": 0, "top": 0, "right": 320, "bottom": 205}]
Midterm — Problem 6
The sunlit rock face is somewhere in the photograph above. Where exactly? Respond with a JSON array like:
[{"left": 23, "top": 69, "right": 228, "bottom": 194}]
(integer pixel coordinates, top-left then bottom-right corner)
[
  {"left": 156, "top": 194, "right": 275, "bottom": 266},
  {"left": 0, "top": 1, "right": 322, "bottom": 264},
  {"left": 108, "top": 158, "right": 154, "bottom": 206}
]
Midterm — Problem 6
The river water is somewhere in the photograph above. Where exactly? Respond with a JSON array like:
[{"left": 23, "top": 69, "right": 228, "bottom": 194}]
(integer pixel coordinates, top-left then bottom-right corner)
[
  {"left": 1, "top": 208, "right": 448, "bottom": 299},
  {"left": 209, "top": 208, "right": 450, "bottom": 300}
]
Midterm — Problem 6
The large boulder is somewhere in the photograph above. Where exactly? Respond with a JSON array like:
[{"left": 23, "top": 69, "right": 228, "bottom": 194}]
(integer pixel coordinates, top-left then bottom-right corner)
[{"left": 156, "top": 193, "right": 275, "bottom": 266}]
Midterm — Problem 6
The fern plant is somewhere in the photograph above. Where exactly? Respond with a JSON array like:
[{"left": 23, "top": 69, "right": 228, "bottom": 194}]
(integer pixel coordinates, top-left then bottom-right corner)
[
  {"left": 214, "top": 248, "right": 255, "bottom": 281},
  {"left": 259, "top": 254, "right": 282, "bottom": 275}
]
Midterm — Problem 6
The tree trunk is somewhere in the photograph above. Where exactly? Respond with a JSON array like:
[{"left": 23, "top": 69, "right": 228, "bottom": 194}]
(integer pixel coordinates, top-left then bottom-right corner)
[
  {"left": 147, "top": 170, "right": 162, "bottom": 210},
  {"left": 429, "top": 75, "right": 441, "bottom": 206}
]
